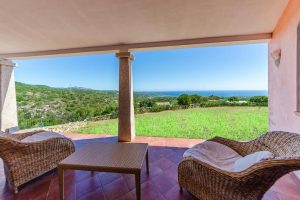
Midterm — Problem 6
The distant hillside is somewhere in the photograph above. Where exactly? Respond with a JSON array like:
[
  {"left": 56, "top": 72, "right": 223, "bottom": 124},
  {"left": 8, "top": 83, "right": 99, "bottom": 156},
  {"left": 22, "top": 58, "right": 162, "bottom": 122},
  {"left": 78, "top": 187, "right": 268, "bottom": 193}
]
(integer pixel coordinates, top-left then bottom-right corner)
[
  {"left": 16, "top": 82, "right": 119, "bottom": 129},
  {"left": 15, "top": 82, "right": 267, "bottom": 130}
]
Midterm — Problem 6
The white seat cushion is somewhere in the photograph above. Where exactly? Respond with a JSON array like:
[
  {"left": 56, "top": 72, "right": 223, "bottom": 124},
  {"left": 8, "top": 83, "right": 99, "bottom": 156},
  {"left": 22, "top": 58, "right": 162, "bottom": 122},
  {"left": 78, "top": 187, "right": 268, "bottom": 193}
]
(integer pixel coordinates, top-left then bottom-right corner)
[
  {"left": 233, "top": 151, "right": 274, "bottom": 172},
  {"left": 21, "top": 131, "right": 65, "bottom": 143},
  {"left": 183, "top": 141, "right": 242, "bottom": 171}
]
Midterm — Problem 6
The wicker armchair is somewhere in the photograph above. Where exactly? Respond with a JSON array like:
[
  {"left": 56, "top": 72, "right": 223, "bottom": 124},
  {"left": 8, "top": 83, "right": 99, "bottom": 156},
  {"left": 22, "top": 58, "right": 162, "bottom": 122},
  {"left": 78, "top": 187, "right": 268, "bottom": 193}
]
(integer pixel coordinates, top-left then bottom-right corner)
[
  {"left": 0, "top": 130, "right": 75, "bottom": 193},
  {"left": 178, "top": 131, "right": 300, "bottom": 200}
]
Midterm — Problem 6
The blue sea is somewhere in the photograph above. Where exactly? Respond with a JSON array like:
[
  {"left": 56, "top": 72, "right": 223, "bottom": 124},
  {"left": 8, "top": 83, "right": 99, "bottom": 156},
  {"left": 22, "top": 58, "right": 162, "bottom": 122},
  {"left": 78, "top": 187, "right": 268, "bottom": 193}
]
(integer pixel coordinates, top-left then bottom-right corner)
[{"left": 135, "top": 90, "right": 268, "bottom": 97}]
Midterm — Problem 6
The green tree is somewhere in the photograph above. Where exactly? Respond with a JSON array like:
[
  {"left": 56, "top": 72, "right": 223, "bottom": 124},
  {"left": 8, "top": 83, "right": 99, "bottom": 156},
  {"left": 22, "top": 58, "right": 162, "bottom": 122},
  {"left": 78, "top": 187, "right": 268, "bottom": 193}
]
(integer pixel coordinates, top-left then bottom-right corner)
[
  {"left": 177, "top": 94, "right": 191, "bottom": 106},
  {"left": 102, "top": 106, "right": 114, "bottom": 115},
  {"left": 249, "top": 96, "right": 268, "bottom": 104},
  {"left": 139, "top": 99, "right": 155, "bottom": 108},
  {"left": 190, "top": 94, "right": 201, "bottom": 104}
]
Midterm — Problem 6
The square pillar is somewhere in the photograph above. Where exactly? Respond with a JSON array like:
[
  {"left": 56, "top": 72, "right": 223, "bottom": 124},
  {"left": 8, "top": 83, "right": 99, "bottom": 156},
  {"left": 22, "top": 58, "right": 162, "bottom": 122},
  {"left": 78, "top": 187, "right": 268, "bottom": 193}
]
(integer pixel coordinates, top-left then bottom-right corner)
[
  {"left": 116, "top": 52, "right": 135, "bottom": 142},
  {"left": 0, "top": 59, "right": 18, "bottom": 133}
]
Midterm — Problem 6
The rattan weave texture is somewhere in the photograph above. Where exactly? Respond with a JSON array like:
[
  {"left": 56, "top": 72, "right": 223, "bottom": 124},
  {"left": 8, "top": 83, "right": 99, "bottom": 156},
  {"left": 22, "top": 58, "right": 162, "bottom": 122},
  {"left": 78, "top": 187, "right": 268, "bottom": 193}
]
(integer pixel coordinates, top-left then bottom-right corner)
[
  {"left": 178, "top": 131, "right": 300, "bottom": 200},
  {"left": 0, "top": 130, "right": 75, "bottom": 193}
]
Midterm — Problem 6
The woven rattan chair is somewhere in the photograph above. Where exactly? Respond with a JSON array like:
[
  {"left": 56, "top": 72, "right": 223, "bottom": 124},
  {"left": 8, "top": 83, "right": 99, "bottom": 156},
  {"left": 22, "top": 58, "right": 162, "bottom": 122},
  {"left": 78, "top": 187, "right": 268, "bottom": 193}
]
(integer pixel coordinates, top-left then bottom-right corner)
[
  {"left": 0, "top": 130, "right": 75, "bottom": 193},
  {"left": 178, "top": 131, "right": 300, "bottom": 200}
]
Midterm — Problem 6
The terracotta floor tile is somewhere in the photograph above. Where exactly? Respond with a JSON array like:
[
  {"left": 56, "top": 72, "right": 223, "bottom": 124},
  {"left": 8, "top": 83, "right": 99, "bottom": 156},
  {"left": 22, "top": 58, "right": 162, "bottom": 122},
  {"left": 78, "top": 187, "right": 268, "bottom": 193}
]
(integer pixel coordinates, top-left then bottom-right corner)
[
  {"left": 78, "top": 188, "right": 106, "bottom": 200},
  {"left": 115, "top": 191, "right": 135, "bottom": 200},
  {"left": 76, "top": 176, "right": 101, "bottom": 199},
  {"left": 164, "top": 185, "right": 197, "bottom": 200},
  {"left": 47, "top": 172, "right": 77, "bottom": 200},
  {"left": 141, "top": 165, "right": 162, "bottom": 183},
  {"left": 98, "top": 172, "right": 122, "bottom": 186},
  {"left": 63, "top": 170, "right": 93, "bottom": 185},
  {"left": 150, "top": 173, "right": 177, "bottom": 195},
  {"left": 159, "top": 148, "right": 176, "bottom": 157},
  {"left": 148, "top": 151, "right": 164, "bottom": 162},
  {"left": 102, "top": 177, "right": 130, "bottom": 200},
  {"left": 131, "top": 181, "right": 167, "bottom": 200},
  {"left": 152, "top": 157, "right": 175, "bottom": 171},
  {"left": 168, "top": 153, "right": 184, "bottom": 164},
  {"left": 164, "top": 164, "right": 179, "bottom": 181},
  {"left": 17, "top": 173, "right": 54, "bottom": 199},
  {"left": 122, "top": 174, "right": 136, "bottom": 191},
  {"left": 174, "top": 148, "right": 188, "bottom": 157}
]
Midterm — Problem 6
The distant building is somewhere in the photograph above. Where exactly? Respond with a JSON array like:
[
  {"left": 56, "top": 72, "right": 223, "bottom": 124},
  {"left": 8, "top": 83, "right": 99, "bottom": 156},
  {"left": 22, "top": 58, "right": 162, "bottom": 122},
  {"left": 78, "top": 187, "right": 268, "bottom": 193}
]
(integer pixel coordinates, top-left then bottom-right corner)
[
  {"left": 226, "top": 100, "right": 248, "bottom": 104},
  {"left": 156, "top": 102, "right": 171, "bottom": 106}
]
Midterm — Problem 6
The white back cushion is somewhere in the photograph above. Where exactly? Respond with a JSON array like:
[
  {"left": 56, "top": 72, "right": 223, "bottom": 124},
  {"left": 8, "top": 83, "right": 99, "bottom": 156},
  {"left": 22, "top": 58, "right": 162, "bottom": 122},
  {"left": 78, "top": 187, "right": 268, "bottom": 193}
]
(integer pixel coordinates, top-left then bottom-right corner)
[
  {"left": 183, "top": 141, "right": 242, "bottom": 171},
  {"left": 233, "top": 151, "right": 274, "bottom": 172}
]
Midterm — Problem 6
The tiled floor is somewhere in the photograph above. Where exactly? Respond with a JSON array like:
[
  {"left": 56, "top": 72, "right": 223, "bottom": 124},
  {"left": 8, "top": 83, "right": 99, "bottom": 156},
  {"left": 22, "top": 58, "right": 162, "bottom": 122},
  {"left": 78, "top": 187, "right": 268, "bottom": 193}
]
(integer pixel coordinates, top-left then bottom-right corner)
[{"left": 1, "top": 134, "right": 300, "bottom": 200}]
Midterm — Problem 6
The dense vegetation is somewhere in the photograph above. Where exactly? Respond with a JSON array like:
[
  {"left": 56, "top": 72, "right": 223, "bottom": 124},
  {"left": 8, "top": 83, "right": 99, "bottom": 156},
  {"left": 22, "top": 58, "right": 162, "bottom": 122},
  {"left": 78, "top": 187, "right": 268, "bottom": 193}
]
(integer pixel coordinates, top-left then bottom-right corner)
[
  {"left": 77, "top": 107, "right": 268, "bottom": 140},
  {"left": 16, "top": 82, "right": 119, "bottom": 129},
  {"left": 16, "top": 82, "right": 268, "bottom": 131}
]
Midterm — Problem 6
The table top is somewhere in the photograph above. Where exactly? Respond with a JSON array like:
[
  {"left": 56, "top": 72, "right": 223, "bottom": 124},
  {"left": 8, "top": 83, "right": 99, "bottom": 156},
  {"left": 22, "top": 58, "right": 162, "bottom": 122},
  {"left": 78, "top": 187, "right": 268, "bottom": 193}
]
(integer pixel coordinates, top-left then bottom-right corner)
[{"left": 59, "top": 142, "right": 148, "bottom": 172}]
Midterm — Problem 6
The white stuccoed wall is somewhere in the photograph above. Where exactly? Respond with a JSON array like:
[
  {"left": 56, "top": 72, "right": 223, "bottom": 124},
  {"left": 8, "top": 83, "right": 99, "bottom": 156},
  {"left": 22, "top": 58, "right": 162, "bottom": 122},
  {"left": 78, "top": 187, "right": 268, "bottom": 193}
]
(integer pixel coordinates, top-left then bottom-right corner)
[
  {"left": 268, "top": 0, "right": 300, "bottom": 179},
  {"left": 0, "top": 59, "right": 18, "bottom": 132},
  {"left": 269, "top": 0, "right": 300, "bottom": 134}
]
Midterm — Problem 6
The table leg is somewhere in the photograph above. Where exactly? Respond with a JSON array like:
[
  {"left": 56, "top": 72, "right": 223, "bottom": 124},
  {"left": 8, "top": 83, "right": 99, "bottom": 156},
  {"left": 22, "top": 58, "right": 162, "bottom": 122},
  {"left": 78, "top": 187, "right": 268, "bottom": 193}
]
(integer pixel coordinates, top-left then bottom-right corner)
[
  {"left": 135, "top": 171, "right": 141, "bottom": 200},
  {"left": 58, "top": 166, "right": 64, "bottom": 200},
  {"left": 146, "top": 150, "right": 149, "bottom": 174}
]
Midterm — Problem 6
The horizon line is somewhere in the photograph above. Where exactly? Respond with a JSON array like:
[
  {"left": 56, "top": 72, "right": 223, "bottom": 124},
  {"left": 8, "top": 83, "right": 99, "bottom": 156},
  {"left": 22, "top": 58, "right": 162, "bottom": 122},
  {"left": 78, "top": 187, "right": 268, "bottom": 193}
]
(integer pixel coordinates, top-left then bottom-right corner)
[{"left": 16, "top": 81, "right": 268, "bottom": 92}]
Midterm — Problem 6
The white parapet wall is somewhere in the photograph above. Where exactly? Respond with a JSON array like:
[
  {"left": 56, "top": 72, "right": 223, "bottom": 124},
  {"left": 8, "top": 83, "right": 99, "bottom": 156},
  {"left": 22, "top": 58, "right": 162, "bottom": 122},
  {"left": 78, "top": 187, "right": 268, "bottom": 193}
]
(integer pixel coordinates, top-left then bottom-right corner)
[{"left": 0, "top": 59, "right": 18, "bottom": 132}]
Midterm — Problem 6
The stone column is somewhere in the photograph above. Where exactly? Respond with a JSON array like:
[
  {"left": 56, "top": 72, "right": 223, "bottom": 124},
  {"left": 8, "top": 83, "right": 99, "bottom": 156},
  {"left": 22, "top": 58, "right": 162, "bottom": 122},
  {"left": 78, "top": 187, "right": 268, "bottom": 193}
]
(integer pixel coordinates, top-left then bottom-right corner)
[
  {"left": 0, "top": 59, "right": 18, "bottom": 133},
  {"left": 116, "top": 52, "right": 135, "bottom": 142}
]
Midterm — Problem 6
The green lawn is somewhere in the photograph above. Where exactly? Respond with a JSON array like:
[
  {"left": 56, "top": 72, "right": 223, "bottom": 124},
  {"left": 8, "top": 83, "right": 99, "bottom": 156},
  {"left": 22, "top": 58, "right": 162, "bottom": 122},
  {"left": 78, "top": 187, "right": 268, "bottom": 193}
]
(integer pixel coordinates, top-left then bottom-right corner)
[{"left": 76, "top": 107, "right": 268, "bottom": 140}]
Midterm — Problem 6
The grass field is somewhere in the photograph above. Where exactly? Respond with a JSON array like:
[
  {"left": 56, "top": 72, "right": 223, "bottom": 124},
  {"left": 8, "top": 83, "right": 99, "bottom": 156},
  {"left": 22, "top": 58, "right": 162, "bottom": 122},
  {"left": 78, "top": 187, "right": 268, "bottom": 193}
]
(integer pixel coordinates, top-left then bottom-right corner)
[{"left": 76, "top": 107, "right": 268, "bottom": 140}]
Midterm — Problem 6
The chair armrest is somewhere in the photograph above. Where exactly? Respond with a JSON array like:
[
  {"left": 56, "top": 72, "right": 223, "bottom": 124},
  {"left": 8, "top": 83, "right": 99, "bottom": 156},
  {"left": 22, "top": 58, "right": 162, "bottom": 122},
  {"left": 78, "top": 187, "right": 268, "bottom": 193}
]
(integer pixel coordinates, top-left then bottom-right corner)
[
  {"left": 22, "top": 137, "right": 75, "bottom": 153},
  {"left": 178, "top": 156, "right": 300, "bottom": 198},
  {"left": 234, "top": 158, "right": 300, "bottom": 176},
  {"left": 10, "top": 129, "right": 45, "bottom": 140},
  {"left": 179, "top": 156, "right": 300, "bottom": 182},
  {"left": 0, "top": 137, "right": 75, "bottom": 164}
]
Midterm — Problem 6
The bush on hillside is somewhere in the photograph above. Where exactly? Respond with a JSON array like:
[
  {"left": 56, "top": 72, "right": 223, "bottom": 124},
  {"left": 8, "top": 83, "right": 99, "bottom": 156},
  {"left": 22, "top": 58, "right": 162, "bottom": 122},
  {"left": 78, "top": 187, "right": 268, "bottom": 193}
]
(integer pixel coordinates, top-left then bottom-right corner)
[
  {"left": 249, "top": 96, "right": 268, "bottom": 104},
  {"left": 190, "top": 94, "right": 201, "bottom": 104},
  {"left": 177, "top": 94, "right": 191, "bottom": 106},
  {"left": 139, "top": 99, "right": 155, "bottom": 108}
]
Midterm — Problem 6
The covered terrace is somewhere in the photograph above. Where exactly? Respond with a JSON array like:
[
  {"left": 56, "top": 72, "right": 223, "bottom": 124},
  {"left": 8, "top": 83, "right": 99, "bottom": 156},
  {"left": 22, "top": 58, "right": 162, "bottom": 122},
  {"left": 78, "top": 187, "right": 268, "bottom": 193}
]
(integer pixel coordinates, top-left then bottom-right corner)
[{"left": 0, "top": 0, "right": 300, "bottom": 199}]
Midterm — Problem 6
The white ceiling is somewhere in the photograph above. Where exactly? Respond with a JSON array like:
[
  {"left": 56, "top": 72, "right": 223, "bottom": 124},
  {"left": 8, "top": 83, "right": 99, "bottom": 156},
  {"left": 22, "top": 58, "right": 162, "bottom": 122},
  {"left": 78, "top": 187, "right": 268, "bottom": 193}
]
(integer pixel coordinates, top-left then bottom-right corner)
[{"left": 0, "top": 0, "right": 289, "bottom": 57}]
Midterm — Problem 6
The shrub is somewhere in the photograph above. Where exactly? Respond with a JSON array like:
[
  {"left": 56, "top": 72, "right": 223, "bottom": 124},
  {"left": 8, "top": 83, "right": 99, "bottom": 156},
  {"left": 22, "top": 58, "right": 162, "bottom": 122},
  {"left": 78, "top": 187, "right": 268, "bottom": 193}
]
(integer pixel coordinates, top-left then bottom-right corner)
[
  {"left": 190, "top": 94, "right": 201, "bottom": 104},
  {"left": 177, "top": 94, "right": 191, "bottom": 106},
  {"left": 139, "top": 99, "right": 155, "bottom": 108},
  {"left": 199, "top": 96, "right": 209, "bottom": 103},
  {"left": 150, "top": 105, "right": 170, "bottom": 112},
  {"left": 249, "top": 96, "right": 268, "bottom": 105}
]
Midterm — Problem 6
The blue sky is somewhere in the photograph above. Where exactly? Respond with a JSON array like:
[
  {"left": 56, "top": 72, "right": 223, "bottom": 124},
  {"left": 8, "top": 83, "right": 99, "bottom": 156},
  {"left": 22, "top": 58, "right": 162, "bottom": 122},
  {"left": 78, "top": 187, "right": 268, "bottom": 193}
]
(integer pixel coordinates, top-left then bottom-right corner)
[{"left": 14, "top": 43, "right": 268, "bottom": 91}]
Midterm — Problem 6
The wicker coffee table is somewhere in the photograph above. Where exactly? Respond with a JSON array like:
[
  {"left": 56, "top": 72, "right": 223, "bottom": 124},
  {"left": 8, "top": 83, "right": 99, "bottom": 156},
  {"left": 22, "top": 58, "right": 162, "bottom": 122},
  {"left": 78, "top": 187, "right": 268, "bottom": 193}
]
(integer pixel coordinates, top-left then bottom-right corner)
[{"left": 58, "top": 142, "right": 149, "bottom": 200}]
